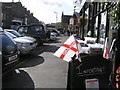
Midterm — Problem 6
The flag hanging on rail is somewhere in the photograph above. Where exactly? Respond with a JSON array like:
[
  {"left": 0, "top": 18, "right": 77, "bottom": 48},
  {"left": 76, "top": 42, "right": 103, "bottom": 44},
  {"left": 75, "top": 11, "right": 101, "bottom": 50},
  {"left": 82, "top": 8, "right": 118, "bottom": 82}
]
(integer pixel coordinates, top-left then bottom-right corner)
[
  {"left": 103, "top": 37, "right": 109, "bottom": 60},
  {"left": 54, "top": 35, "right": 81, "bottom": 62}
]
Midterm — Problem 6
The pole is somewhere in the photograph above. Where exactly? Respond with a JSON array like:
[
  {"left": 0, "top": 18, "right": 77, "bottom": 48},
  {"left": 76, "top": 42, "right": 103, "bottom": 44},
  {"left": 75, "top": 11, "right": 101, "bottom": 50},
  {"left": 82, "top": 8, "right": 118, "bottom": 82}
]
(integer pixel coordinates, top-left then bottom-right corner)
[
  {"left": 91, "top": 2, "right": 95, "bottom": 37},
  {"left": 82, "top": 4, "right": 85, "bottom": 40},
  {"left": 54, "top": 11, "right": 57, "bottom": 28},
  {"left": 73, "top": 6, "right": 76, "bottom": 34},
  {"left": 54, "top": 11, "right": 57, "bottom": 23},
  {"left": 116, "top": 3, "right": 120, "bottom": 89},
  {"left": 105, "top": 3, "right": 110, "bottom": 38},
  {"left": 87, "top": 3, "right": 91, "bottom": 33},
  {"left": 96, "top": 3, "right": 101, "bottom": 43}
]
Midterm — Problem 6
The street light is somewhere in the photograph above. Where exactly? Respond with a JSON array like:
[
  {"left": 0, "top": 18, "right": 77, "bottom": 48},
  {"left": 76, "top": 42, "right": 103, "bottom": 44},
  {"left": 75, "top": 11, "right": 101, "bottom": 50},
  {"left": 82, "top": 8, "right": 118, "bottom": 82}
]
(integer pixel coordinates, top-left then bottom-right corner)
[{"left": 54, "top": 11, "right": 58, "bottom": 23}]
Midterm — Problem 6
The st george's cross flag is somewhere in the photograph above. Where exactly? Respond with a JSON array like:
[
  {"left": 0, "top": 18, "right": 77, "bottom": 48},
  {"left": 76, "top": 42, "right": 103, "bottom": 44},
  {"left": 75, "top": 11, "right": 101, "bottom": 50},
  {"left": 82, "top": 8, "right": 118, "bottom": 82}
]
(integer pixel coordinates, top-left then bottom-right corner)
[
  {"left": 54, "top": 35, "right": 82, "bottom": 62},
  {"left": 103, "top": 37, "right": 109, "bottom": 60}
]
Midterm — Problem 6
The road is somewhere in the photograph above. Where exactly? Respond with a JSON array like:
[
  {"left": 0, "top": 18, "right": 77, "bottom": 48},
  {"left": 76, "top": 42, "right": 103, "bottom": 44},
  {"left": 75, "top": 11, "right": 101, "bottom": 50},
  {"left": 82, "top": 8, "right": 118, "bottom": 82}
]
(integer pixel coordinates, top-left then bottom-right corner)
[{"left": 3, "top": 36, "right": 69, "bottom": 89}]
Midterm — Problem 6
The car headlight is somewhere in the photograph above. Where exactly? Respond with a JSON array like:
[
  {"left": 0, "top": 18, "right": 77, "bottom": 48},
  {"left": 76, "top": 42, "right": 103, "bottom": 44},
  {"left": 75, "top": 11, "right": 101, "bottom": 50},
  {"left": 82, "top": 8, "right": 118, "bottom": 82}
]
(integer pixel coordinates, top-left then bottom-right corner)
[
  {"left": 17, "top": 42, "right": 29, "bottom": 47},
  {"left": 22, "top": 43, "right": 30, "bottom": 47},
  {"left": 17, "top": 42, "right": 23, "bottom": 47}
]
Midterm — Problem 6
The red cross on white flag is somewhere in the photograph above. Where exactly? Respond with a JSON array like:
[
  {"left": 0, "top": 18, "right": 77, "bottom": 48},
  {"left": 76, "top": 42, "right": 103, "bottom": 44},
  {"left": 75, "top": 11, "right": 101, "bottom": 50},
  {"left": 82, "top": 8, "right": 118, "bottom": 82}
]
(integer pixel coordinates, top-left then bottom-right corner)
[
  {"left": 54, "top": 35, "right": 82, "bottom": 62},
  {"left": 103, "top": 37, "right": 109, "bottom": 60}
]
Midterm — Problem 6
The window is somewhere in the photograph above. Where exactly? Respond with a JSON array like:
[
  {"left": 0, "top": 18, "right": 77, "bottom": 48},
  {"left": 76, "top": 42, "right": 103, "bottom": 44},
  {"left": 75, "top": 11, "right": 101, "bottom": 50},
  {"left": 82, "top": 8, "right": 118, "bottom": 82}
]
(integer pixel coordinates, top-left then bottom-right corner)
[
  {"left": 18, "top": 26, "right": 29, "bottom": 36},
  {"left": 18, "top": 26, "right": 28, "bottom": 33},
  {"left": 31, "top": 25, "right": 43, "bottom": 32}
]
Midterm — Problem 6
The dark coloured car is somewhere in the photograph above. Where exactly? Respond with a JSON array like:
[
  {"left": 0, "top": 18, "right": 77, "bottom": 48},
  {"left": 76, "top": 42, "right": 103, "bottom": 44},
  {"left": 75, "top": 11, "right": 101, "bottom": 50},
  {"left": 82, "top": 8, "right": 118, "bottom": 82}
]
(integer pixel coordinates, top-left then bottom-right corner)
[
  {"left": 46, "top": 29, "right": 57, "bottom": 41},
  {"left": 47, "top": 28, "right": 60, "bottom": 36},
  {"left": 0, "top": 27, "right": 20, "bottom": 76},
  {"left": 57, "top": 28, "right": 64, "bottom": 34},
  {"left": 17, "top": 22, "right": 47, "bottom": 45}
]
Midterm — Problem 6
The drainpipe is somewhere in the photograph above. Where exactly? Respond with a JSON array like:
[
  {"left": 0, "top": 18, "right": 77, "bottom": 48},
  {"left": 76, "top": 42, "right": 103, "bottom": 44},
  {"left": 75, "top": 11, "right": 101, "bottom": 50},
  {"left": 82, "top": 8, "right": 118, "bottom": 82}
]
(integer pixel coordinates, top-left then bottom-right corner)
[
  {"left": 105, "top": 3, "right": 110, "bottom": 38},
  {"left": 90, "top": 2, "right": 97, "bottom": 37},
  {"left": 87, "top": 3, "right": 91, "bottom": 34},
  {"left": 82, "top": 4, "right": 85, "bottom": 40},
  {"left": 96, "top": 3, "right": 101, "bottom": 43}
]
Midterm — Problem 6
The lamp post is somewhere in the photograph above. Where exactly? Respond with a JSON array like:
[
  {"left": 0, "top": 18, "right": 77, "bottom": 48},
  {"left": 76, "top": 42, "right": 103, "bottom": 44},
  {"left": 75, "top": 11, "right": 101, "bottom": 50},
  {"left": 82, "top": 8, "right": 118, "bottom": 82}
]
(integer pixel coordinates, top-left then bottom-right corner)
[{"left": 54, "top": 11, "right": 58, "bottom": 24}]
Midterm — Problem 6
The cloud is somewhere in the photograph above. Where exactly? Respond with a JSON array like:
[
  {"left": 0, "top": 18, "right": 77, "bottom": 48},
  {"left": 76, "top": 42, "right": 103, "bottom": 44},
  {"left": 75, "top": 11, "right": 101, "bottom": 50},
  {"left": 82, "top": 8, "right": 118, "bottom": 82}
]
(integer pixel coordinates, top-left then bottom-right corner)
[
  {"left": 43, "top": 1, "right": 62, "bottom": 7},
  {"left": 40, "top": 0, "right": 63, "bottom": 7},
  {"left": 2, "top": 0, "right": 75, "bottom": 24}
]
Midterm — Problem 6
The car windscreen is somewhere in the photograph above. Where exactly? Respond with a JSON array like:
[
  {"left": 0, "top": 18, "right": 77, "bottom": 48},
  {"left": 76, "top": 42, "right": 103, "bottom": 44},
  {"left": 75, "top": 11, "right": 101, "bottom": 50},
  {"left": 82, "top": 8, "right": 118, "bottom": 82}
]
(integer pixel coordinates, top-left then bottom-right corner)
[
  {"left": 8, "top": 30, "right": 21, "bottom": 37},
  {"left": 5, "top": 32, "right": 17, "bottom": 39}
]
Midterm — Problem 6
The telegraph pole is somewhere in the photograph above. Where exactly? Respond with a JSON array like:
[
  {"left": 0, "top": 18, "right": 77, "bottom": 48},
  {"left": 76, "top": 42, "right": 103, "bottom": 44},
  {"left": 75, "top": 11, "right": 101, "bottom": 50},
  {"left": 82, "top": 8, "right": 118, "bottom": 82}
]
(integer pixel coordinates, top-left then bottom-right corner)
[{"left": 54, "top": 11, "right": 58, "bottom": 23}]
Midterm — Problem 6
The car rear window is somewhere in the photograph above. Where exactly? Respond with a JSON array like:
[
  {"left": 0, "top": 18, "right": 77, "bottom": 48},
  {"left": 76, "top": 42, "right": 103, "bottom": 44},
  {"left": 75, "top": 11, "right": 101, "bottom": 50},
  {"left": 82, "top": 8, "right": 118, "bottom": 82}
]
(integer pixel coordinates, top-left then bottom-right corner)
[{"left": 31, "top": 25, "right": 44, "bottom": 32}]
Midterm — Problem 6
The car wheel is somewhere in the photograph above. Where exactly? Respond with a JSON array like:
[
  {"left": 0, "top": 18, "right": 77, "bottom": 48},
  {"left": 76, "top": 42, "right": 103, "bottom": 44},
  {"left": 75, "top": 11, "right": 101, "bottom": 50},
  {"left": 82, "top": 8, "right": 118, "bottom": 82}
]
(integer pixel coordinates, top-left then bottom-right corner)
[
  {"left": 2, "top": 69, "right": 16, "bottom": 80},
  {"left": 36, "top": 38, "right": 43, "bottom": 46}
]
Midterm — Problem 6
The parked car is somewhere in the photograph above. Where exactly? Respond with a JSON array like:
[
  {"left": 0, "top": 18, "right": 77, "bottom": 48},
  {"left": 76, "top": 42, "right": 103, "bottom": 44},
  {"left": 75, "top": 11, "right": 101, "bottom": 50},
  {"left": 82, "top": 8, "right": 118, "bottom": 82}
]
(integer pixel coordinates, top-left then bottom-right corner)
[
  {"left": 57, "top": 28, "right": 64, "bottom": 34},
  {"left": 46, "top": 29, "right": 57, "bottom": 41},
  {"left": 4, "top": 29, "right": 37, "bottom": 45},
  {"left": 0, "top": 27, "right": 20, "bottom": 76},
  {"left": 17, "top": 22, "right": 47, "bottom": 45},
  {"left": 49, "top": 32, "right": 57, "bottom": 40},
  {"left": 5, "top": 31, "right": 37, "bottom": 55},
  {"left": 47, "top": 28, "right": 60, "bottom": 36}
]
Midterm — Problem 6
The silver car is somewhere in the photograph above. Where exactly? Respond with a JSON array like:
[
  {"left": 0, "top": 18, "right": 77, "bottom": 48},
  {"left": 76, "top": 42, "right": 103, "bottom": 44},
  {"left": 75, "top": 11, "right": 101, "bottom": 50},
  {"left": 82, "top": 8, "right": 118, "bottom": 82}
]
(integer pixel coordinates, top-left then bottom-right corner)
[
  {"left": 50, "top": 32, "right": 57, "bottom": 40},
  {"left": 5, "top": 31, "right": 37, "bottom": 54}
]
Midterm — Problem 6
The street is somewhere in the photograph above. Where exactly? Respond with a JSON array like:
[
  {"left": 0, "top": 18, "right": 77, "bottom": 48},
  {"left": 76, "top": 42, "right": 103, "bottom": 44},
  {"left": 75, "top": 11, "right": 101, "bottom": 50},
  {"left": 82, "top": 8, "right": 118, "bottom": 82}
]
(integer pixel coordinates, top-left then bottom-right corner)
[
  {"left": 3, "top": 36, "right": 69, "bottom": 89},
  {"left": 1, "top": 1, "right": 120, "bottom": 89}
]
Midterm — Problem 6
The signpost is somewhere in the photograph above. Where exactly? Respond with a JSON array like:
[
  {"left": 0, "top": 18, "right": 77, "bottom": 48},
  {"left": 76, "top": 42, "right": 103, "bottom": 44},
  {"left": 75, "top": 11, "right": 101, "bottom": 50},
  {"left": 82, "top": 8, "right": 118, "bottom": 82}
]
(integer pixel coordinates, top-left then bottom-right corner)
[{"left": 67, "top": 54, "right": 110, "bottom": 89}]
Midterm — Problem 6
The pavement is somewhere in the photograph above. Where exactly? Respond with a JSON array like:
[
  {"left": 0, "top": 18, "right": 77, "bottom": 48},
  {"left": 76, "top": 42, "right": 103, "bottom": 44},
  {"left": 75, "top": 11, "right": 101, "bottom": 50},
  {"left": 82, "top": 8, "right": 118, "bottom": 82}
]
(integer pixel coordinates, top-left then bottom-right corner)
[{"left": 2, "top": 35, "right": 69, "bottom": 89}]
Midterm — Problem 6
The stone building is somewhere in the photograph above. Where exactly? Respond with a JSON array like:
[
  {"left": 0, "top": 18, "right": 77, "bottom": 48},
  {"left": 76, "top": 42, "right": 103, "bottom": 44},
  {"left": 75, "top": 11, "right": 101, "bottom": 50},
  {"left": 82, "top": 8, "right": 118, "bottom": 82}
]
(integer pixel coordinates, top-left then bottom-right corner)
[
  {"left": 0, "top": 2, "right": 3, "bottom": 27},
  {"left": 2, "top": 1, "right": 39, "bottom": 29},
  {"left": 61, "top": 12, "right": 72, "bottom": 31}
]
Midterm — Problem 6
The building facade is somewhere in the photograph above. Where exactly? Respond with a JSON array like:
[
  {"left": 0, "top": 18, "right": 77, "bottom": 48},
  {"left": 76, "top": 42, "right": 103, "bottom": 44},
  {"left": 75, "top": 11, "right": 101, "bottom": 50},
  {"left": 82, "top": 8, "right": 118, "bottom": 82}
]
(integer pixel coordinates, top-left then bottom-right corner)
[
  {"left": 0, "top": 2, "right": 3, "bottom": 27},
  {"left": 61, "top": 12, "right": 72, "bottom": 31},
  {"left": 2, "top": 2, "right": 39, "bottom": 29}
]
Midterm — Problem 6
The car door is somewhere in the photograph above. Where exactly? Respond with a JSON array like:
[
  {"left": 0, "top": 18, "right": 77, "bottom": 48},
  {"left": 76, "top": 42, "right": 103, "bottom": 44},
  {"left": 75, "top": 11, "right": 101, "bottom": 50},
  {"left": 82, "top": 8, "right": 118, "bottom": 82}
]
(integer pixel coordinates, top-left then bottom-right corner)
[{"left": 31, "top": 25, "right": 46, "bottom": 40}]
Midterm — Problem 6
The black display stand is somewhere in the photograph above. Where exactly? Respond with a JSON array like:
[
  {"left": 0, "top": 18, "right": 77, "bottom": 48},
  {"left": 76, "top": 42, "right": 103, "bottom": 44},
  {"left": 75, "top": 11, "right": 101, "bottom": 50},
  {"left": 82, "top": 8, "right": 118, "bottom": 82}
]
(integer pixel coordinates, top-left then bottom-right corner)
[{"left": 67, "top": 54, "right": 110, "bottom": 90}]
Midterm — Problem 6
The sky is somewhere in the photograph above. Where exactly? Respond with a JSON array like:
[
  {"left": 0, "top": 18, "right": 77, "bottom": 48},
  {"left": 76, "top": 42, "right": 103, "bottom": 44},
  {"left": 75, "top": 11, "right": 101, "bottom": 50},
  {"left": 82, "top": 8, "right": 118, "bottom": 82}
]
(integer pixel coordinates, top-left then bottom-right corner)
[{"left": 1, "top": 0, "right": 82, "bottom": 24}]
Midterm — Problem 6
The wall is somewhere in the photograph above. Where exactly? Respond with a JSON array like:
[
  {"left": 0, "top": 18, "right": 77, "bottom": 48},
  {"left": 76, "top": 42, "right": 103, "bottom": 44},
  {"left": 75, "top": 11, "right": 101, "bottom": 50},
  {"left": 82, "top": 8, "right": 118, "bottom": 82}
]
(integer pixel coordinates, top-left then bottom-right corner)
[{"left": 0, "top": 2, "right": 3, "bottom": 27}]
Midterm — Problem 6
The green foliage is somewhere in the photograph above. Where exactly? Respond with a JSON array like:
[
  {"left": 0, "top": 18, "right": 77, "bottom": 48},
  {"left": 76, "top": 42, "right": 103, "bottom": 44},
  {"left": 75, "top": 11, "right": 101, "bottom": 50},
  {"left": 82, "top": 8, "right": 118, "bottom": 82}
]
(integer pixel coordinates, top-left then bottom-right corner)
[
  {"left": 78, "top": 16, "right": 87, "bottom": 28},
  {"left": 108, "top": 2, "right": 119, "bottom": 25}
]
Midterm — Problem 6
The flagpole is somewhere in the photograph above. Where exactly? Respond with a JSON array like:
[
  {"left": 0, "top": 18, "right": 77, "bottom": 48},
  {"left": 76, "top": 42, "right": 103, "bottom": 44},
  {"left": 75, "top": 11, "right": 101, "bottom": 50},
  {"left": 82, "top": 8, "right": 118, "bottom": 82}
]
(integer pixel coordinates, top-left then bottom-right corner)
[{"left": 73, "top": 34, "right": 82, "bottom": 62}]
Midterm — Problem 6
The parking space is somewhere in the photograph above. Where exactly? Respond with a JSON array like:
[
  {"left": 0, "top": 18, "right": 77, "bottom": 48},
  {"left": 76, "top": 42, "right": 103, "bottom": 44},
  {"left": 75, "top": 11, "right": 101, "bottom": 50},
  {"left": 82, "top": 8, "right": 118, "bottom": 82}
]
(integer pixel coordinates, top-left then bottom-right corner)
[{"left": 3, "top": 35, "right": 69, "bottom": 88}]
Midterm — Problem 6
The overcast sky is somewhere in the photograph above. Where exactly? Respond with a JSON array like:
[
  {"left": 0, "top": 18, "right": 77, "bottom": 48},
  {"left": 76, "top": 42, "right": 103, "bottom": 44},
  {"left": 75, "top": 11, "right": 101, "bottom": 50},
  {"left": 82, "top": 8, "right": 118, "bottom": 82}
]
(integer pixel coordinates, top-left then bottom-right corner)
[{"left": 1, "top": 0, "right": 82, "bottom": 24}]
